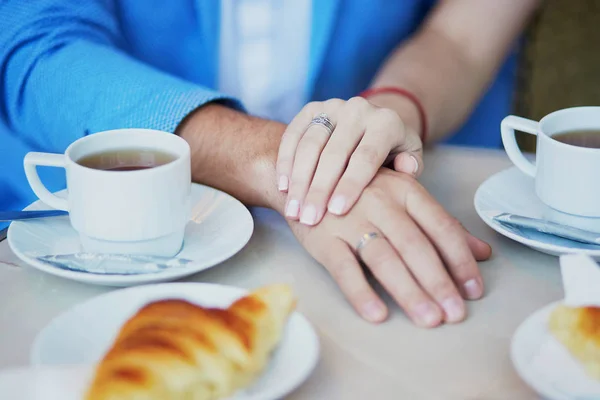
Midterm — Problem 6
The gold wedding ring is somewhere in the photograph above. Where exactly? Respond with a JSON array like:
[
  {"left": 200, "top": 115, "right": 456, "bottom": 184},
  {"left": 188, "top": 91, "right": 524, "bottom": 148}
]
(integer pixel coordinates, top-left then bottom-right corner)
[{"left": 356, "top": 231, "right": 381, "bottom": 253}]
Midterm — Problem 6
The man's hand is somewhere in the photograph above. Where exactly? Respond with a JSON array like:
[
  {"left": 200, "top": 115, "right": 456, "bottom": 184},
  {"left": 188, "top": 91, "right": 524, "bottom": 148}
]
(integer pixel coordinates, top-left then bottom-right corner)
[{"left": 289, "top": 168, "right": 491, "bottom": 327}]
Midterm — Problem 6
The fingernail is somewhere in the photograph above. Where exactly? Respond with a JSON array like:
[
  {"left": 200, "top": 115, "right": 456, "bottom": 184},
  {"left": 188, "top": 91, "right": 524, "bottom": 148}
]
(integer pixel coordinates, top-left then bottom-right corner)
[
  {"left": 464, "top": 278, "right": 483, "bottom": 300},
  {"left": 362, "top": 301, "right": 386, "bottom": 322},
  {"left": 328, "top": 195, "right": 346, "bottom": 215},
  {"left": 413, "top": 302, "right": 440, "bottom": 327},
  {"left": 285, "top": 200, "right": 300, "bottom": 218},
  {"left": 300, "top": 205, "right": 317, "bottom": 225},
  {"left": 409, "top": 155, "right": 419, "bottom": 175},
  {"left": 278, "top": 176, "right": 289, "bottom": 191},
  {"left": 441, "top": 297, "right": 464, "bottom": 323}
]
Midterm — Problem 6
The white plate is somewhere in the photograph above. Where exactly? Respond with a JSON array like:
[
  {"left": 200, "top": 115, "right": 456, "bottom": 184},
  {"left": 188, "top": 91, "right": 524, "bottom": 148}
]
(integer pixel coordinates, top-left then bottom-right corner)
[
  {"left": 7, "top": 183, "right": 254, "bottom": 286},
  {"left": 474, "top": 167, "right": 600, "bottom": 259},
  {"left": 0, "top": 365, "right": 93, "bottom": 400},
  {"left": 511, "top": 301, "right": 600, "bottom": 400},
  {"left": 31, "top": 283, "right": 319, "bottom": 400}
]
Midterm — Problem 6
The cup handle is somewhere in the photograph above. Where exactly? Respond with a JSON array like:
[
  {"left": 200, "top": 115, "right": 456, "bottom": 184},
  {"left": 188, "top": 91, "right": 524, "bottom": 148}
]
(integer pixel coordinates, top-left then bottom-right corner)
[
  {"left": 24, "top": 152, "right": 69, "bottom": 211},
  {"left": 500, "top": 116, "right": 539, "bottom": 177}
]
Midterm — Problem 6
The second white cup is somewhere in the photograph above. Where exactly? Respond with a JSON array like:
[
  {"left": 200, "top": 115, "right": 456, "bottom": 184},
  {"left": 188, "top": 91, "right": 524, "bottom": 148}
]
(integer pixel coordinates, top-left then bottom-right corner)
[{"left": 501, "top": 107, "right": 600, "bottom": 233}]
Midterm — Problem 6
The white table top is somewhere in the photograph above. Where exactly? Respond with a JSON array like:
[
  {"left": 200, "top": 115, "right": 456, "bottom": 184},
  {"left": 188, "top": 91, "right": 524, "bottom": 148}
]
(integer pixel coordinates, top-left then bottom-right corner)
[{"left": 0, "top": 146, "right": 560, "bottom": 399}]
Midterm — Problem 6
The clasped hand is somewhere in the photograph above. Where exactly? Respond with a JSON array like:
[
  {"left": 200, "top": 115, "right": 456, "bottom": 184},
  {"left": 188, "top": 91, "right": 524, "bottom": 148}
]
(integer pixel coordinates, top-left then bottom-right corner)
[{"left": 278, "top": 98, "right": 491, "bottom": 327}]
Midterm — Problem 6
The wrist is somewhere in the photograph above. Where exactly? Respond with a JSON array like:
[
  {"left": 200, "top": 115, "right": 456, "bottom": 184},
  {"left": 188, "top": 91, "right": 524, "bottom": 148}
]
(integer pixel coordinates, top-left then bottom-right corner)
[
  {"left": 366, "top": 92, "right": 422, "bottom": 141},
  {"left": 176, "top": 103, "right": 287, "bottom": 211},
  {"left": 250, "top": 128, "right": 288, "bottom": 214},
  {"left": 361, "top": 87, "right": 427, "bottom": 144}
]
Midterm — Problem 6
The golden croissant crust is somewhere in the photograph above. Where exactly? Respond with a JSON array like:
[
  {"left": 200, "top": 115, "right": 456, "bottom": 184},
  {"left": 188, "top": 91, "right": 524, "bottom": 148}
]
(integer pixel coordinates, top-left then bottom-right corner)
[
  {"left": 549, "top": 304, "right": 600, "bottom": 380},
  {"left": 86, "top": 284, "right": 296, "bottom": 400}
]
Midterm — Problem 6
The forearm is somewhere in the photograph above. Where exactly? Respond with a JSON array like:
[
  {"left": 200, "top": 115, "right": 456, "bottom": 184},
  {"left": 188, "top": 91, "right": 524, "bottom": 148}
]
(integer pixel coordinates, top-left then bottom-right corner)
[
  {"left": 368, "top": 29, "right": 481, "bottom": 142},
  {"left": 368, "top": 0, "right": 540, "bottom": 142},
  {"left": 177, "top": 104, "right": 285, "bottom": 212}
]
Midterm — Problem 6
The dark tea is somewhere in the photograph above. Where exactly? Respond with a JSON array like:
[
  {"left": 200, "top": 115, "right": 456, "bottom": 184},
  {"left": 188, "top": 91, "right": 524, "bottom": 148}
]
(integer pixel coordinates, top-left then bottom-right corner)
[
  {"left": 552, "top": 129, "right": 600, "bottom": 149},
  {"left": 77, "top": 148, "right": 177, "bottom": 171}
]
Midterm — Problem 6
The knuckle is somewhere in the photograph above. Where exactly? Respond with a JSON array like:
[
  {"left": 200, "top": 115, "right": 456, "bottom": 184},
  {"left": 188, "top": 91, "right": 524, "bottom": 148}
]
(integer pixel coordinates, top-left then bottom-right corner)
[
  {"left": 347, "top": 96, "right": 369, "bottom": 109},
  {"left": 452, "top": 253, "right": 477, "bottom": 277},
  {"left": 390, "top": 284, "right": 427, "bottom": 311},
  {"left": 402, "top": 291, "right": 430, "bottom": 309},
  {"left": 428, "top": 279, "right": 458, "bottom": 299},
  {"left": 291, "top": 172, "right": 310, "bottom": 185},
  {"left": 289, "top": 175, "right": 309, "bottom": 192},
  {"left": 304, "top": 101, "right": 320, "bottom": 110},
  {"left": 320, "top": 149, "right": 350, "bottom": 166},
  {"left": 398, "top": 173, "right": 421, "bottom": 191},
  {"left": 298, "top": 134, "right": 325, "bottom": 154},
  {"left": 330, "top": 258, "right": 358, "bottom": 282},
  {"left": 276, "top": 159, "right": 291, "bottom": 172},
  {"left": 366, "top": 253, "right": 396, "bottom": 275},
  {"left": 363, "top": 185, "right": 387, "bottom": 204},
  {"left": 335, "top": 181, "right": 359, "bottom": 202},
  {"left": 439, "top": 216, "right": 461, "bottom": 235},
  {"left": 325, "top": 98, "right": 344, "bottom": 110},
  {"left": 352, "top": 145, "right": 382, "bottom": 166},
  {"left": 305, "top": 187, "right": 328, "bottom": 203},
  {"left": 400, "top": 231, "right": 423, "bottom": 248},
  {"left": 376, "top": 107, "right": 403, "bottom": 126},
  {"left": 304, "top": 101, "right": 322, "bottom": 116}
]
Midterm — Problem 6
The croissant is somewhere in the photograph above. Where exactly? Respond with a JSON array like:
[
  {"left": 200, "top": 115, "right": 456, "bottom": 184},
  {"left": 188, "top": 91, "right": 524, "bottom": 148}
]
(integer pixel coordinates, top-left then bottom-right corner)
[
  {"left": 548, "top": 304, "right": 600, "bottom": 380},
  {"left": 86, "top": 284, "right": 296, "bottom": 400}
]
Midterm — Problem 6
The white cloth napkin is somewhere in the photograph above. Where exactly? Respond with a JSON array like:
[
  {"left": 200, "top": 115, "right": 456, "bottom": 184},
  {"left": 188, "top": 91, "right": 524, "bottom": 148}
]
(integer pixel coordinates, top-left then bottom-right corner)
[{"left": 530, "top": 254, "right": 600, "bottom": 399}]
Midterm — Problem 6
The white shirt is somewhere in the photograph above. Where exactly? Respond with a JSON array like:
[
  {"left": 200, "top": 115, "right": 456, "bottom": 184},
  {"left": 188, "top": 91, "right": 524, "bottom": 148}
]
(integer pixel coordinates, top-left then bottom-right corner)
[{"left": 218, "top": 0, "right": 312, "bottom": 123}]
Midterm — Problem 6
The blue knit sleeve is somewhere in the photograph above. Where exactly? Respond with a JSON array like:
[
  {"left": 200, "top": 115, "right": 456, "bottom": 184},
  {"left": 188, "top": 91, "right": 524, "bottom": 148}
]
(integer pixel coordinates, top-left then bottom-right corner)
[{"left": 0, "top": 1, "right": 241, "bottom": 152}]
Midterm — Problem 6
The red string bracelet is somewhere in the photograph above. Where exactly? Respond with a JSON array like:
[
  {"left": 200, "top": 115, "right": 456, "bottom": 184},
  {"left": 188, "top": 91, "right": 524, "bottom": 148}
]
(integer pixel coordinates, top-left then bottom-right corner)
[{"left": 359, "top": 87, "right": 428, "bottom": 145}]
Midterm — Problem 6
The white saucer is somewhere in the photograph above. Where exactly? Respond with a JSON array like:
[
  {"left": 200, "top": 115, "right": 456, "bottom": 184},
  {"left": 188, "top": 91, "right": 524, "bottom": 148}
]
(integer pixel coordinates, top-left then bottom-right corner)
[
  {"left": 474, "top": 167, "right": 600, "bottom": 259},
  {"left": 8, "top": 183, "right": 254, "bottom": 286},
  {"left": 0, "top": 365, "right": 93, "bottom": 400},
  {"left": 31, "top": 283, "right": 319, "bottom": 400},
  {"left": 511, "top": 301, "right": 600, "bottom": 400}
]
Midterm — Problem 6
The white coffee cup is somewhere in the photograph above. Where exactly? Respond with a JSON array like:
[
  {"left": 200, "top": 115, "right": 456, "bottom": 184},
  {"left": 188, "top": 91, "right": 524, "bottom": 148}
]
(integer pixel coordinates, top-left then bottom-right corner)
[
  {"left": 501, "top": 107, "right": 600, "bottom": 233},
  {"left": 24, "top": 129, "right": 191, "bottom": 256}
]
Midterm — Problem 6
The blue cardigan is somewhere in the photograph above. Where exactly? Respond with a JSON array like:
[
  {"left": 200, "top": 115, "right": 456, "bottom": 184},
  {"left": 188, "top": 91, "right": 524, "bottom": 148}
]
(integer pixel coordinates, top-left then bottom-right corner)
[{"left": 0, "top": 0, "right": 518, "bottom": 216}]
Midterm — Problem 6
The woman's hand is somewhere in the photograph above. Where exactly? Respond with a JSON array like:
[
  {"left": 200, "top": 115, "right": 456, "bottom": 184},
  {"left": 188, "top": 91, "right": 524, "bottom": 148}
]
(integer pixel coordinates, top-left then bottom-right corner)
[
  {"left": 276, "top": 97, "right": 423, "bottom": 226},
  {"left": 288, "top": 168, "right": 491, "bottom": 326}
]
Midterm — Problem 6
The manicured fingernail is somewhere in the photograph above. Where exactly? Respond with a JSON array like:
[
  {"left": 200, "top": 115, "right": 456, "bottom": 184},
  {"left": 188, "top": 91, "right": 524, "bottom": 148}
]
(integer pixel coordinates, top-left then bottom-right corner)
[
  {"left": 413, "top": 302, "right": 440, "bottom": 327},
  {"left": 328, "top": 195, "right": 346, "bottom": 215},
  {"left": 441, "top": 297, "right": 464, "bottom": 323},
  {"left": 300, "top": 205, "right": 317, "bottom": 225},
  {"left": 285, "top": 200, "right": 300, "bottom": 218},
  {"left": 362, "top": 301, "right": 386, "bottom": 322},
  {"left": 464, "top": 278, "right": 483, "bottom": 300},
  {"left": 278, "top": 176, "right": 289, "bottom": 191},
  {"left": 409, "top": 155, "right": 419, "bottom": 175}
]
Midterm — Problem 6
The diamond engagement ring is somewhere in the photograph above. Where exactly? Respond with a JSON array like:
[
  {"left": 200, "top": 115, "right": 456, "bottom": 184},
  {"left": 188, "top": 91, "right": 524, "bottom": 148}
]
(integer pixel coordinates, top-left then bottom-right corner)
[
  {"left": 356, "top": 232, "right": 381, "bottom": 253},
  {"left": 308, "top": 113, "right": 335, "bottom": 135}
]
